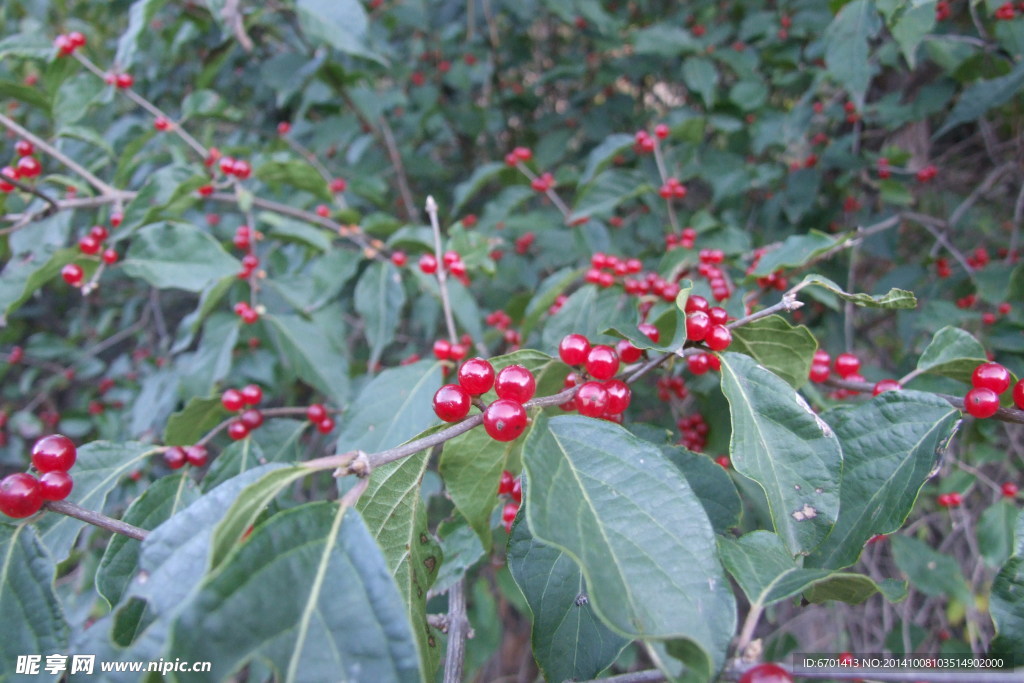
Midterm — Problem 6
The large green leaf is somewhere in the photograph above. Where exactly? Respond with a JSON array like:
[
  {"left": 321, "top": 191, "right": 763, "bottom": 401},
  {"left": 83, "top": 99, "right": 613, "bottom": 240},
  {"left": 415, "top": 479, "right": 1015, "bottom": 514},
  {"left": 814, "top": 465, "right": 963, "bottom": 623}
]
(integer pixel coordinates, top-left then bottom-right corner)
[
  {"left": 34, "top": 442, "right": 158, "bottom": 562},
  {"left": 335, "top": 360, "right": 443, "bottom": 453},
  {"left": 265, "top": 310, "right": 350, "bottom": 408},
  {"left": 749, "top": 231, "right": 840, "bottom": 277},
  {"left": 0, "top": 525, "right": 68, "bottom": 681},
  {"left": 729, "top": 315, "right": 817, "bottom": 389},
  {"left": 508, "top": 517, "right": 627, "bottom": 682},
  {"left": 915, "top": 326, "right": 989, "bottom": 384},
  {"left": 169, "top": 503, "right": 421, "bottom": 682},
  {"left": 682, "top": 56, "right": 719, "bottom": 107},
  {"left": 719, "top": 531, "right": 901, "bottom": 610},
  {"left": 800, "top": 273, "right": 917, "bottom": 309},
  {"left": 824, "top": 0, "right": 882, "bottom": 102},
  {"left": 255, "top": 160, "right": 333, "bottom": 203},
  {"left": 936, "top": 59, "right": 1024, "bottom": 137},
  {"left": 806, "top": 391, "right": 959, "bottom": 569},
  {"left": 522, "top": 415, "right": 736, "bottom": 682},
  {"left": 122, "top": 222, "right": 240, "bottom": 292},
  {"left": 890, "top": 534, "right": 971, "bottom": 602},
  {"left": 660, "top": 446, "right": 742, "bottom": 534},
  {"left": 357, "top": 451, "right": 442, "bottom": 678},
  {"left": 295, "top": 0, "right": 386, "bottom": 65},
  {"left": 354, "top": 261, "right": 406, "bottom": 369},
  {"left": 96, "top": 474, "right": 200, "bottom": 607},
  {"left": 719, "top": 353, "right": 842, "bottom": 557},
  {"left": 890, "top": 2, "right": 935, "bottom": 68}
]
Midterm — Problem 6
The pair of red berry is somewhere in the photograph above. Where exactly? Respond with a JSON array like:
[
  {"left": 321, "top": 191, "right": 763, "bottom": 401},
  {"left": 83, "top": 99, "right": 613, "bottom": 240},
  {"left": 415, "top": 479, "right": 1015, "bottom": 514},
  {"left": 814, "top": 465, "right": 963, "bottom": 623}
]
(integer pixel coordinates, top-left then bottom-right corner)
[
  {"left": 937, "top": 491, "right": 963, "bottom": 508},
  {"left": 561, "top": 373, "right": 631, "bottom": 420},
  {"left": 497, "top": 469, "right": 523, "bottom": 533},
  {"left": 432, "top": 358, "right": 535, "bottom": 442},
  {"left": 163, "top": 444, "right": 209, "bottom": 469},
  {"left": 306, "top": 403, "right": 336, "bottom": 434},
  {"left": 233, "top": 301, "right": 260, "bottom": 324},
  {"left": 221, "top": 384, "right": 264, "bottom": 440},
  {"left": 0, "top": 434, "right": 77, "bottom": 518},
  {"left": 558, "top": 334, "right": 621, "bottom": 379},
  {"left": 963, "top": 361, "right": 1019, "bottom": 419}
]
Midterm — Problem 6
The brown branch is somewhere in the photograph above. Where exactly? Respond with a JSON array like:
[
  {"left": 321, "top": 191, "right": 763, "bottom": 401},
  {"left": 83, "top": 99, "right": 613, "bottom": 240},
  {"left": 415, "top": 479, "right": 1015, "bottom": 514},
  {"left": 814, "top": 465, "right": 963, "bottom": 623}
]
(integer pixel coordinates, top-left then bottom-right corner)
[
  {"left": 441, "top": 578, "right": 469, "bottom": 683},
  {"left": 44, "top": 500, "right": 148, "bottom": 541},
  {"left": 377, "top": 116, "right": 419, "bottom": 222}
]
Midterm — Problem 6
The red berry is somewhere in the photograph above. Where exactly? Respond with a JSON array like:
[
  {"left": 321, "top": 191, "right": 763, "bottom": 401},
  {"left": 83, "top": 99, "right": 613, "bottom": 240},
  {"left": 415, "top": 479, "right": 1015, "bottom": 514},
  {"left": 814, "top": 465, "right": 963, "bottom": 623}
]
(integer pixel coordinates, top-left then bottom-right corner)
[
  {"left": 78, "top": 235, "right": 101, "bottom": 255},
  {"left": 654, "top": 123, "right": 670, "bottom": 139},
  {"left": 616, "top": 339, "right": 642, "bottom": 363},
  {"left": 448, "top": 343, "right": 468, "bottom": 361},
  {"left": 433, "top": 384, "right": 472, "bottom": 422},
  {"left": 163, "top": 446, "right": 187, "bottom": 469},
  {"left": 688, "top": 353, "right": 710, "bottom": 375},
  {"left": 240, "top": 409, "right": 264, "bottom": 430},
  {"left": 809, "top": 363, "right": 830, "bottom": 383},
  {"left": 0, "top": 473, "right": 44, "bottom": 518},
  {"left": 233, "top": 160, "right": 251, "bottom": 180},
  {"left": 16, "top": 156, "right": 41, "bottom": 178},
  {"left": 498, "top": 469, "right": 515, "bottom": 495},
  {"left": 307, "top": 404, "right": 327, "bottom": 422},
  {"left": 14, "top": 140, "right": 33, "bottom": 156},
  {"left": 638, "top": 322, "right": 660, "bottom": 344},
  {"left": 738, "top": 662, "right": 793, "bottom": 683},
  {"left": 227, "top": 420, "right": 250, "bottom": 440},
  {"left": 458, "top": 357, "right": 496, "bottom": 395},
  {"left": 502, "top": 502, "right": 519, "bottom": 531},
  {"left": 585, "top": 345, "right": 619, "bottom": 380},
  {"left": 330, "top": 178, "right": 347, "bottom": 193},
  {"left": 704, "top": 324, "right": 732, "bottom": 351},
  {"left": 61, "top": 263, "right": 84, "bottom": 286},
  {"left": 972, "top": 362, "right": 1011, "bottom": 394},
  {"left": 185, "top": 445, "right": 208, "bottom": 467},
  {"left": 316, "top": 417, "right": 336, "bottom": 434},
  {"left": 315, "top": 204, "right": 330, "bottom": 218},
  {"left": 575, "top": 381, "right": 610, "bottom": 417},
  {"left": 154, "top": 116, "right": 171, "bottom": 131},
  {"left": 813, "top": 349, "right": 830, "bottom": 365},
  {"left": 716, "top": 455, "right": 731, "bottom": 469},
  {"left": 38, "top": 470, "right": 73, "bottom": 501},
  {"left": 834, "top": 353, "right": 860, "bottom": 378},
  {"left": 221, "top": 388, "right": 245, "bottom": 411},
  {"left": 684, "top": 295, "right": 709, "bottom": 314},
  {"left": 483, "top": 399, "right": 528, "bottom": 441},
  {"left": 68, "top": 31, "right": 86, "bottom": 48},
  {"left": 432, "top": 339, "right": 451, "bottom": 360},
  {"left": 1014, "top": 379, "right": 1024, "bottom": 409},
  {"left": 240, "top": 384, "right": 263, "bottom": 405},
  {"left": 1002, "top": 482, "right": 1018, "bottom": 498},
  {"left": 31, "top": 434, "right": 77, "bottom": 472},
  {"left": 559, "top": 334, "right": 591, "bottom": 366},
  {"left": 114, "top": 73, "right": 134, "bottom": 89},
  {"left": 419, "top": 253, "right": 438, "bottom": 274},
  {"left": 964, "top": 387, "right": 1000, "bottom": 418},
  {"left": 0, "top": 166, "right": 18, "bottom": 192},
  {"left": 603, "top": 379, "right": 631, "bottom": 414},
  {"left": 495, "top": 364, "right": 536, "bottom": 403},
  {"left": 686, "top": 311, "right": 711, "bottom": 342},
  {"left": 510, "top": 477, "right": 522, "bottom": 503},
  {"left": 390, "top": 251, "right": 407, "bottom": 267},
  {"left": 708, "top": 307, "right": 729, "bottom": 325},
  {"left": 872, "top": 379, "right": 902, "bottom": 395},
  {"left": 90, "top": 225, "right": 109, "bottom": 241}
]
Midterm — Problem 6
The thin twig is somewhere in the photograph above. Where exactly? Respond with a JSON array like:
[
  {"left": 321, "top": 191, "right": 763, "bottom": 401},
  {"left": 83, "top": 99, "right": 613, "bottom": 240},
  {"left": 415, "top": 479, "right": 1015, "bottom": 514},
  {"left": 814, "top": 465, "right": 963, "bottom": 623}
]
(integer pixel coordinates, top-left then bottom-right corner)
[
  {"left": 378, "top": 116, "right": 419, "bottom": 221},
  {"left": 44, "top": 500, "right": 148, "bottom": 541},
  {"left": 948, "top": 162, "right": 1014, "bottom": 228},
  {"left": 902, "top": 212, "right": 975, "bottom": 275},
  {"left": 441, "top": 578, "right": 469, "bottom": 683},
  {"left": 0, "top": 174, "right": 60, "bottom": 216},
  {"left": 426, "top": 196, "right": 459, "bottom": 343}
]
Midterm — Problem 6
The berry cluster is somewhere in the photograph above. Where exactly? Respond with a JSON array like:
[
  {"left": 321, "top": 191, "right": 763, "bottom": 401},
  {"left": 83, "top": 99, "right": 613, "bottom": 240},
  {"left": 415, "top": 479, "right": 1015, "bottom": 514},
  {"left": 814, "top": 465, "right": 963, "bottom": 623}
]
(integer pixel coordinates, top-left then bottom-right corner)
[
  {"left": 530, "top": 172, "right": 555, "bottom": 193},
  {"left": 1, "top": 139, "right": 43, "bottom": 196},
  {"left": 683, "top": 295, "right": 732, "bottom": 350},
  {"left": 233, "top": 301, "right": 260, "bottom": 324},
  {"left": 162, "top": 444, "right": 209, "bottom": 469},
  {"left": 964, "top": 361, "right": 1018, "bottom": 419},
  {"left": 497, "top": 469, "right": 523, "bottom": 533},
  {"left": 419, "top": 250, "right": 469, "bottom": 285},
  {"left": 221, "top": 384, "right": 265, "bottom": 440},
  {"left": 305, "top": 403, "right": 335, "bottom": 434},
  {"left": 0, "top": 434, "right": 77, "bottom": 519},
  {"left": 557, "top": 334, "right": 633, "bottom": 421},
  {"left": 218, "top": 157, "right": 252, "bottom": 180},
  {"left": 995, "top": 2, "right": 1017, "bottom": 20},
  {"left": 432, "top": 358, "right": 535, "bottom": 442},
  {"left": 677, "top": 413, "right": 709, "bottom": 451},
  {"left": 503, "top": 146, "right": 532, "bottom": 167},
  {"left": 658, "top": 177, "right": 688, "bottom": 200},
  {"left": 54, "top": 31, "right": 87, "bottom": 56},
  {"left": 432, "top": 338, "right": 470, "bottom": 362}
]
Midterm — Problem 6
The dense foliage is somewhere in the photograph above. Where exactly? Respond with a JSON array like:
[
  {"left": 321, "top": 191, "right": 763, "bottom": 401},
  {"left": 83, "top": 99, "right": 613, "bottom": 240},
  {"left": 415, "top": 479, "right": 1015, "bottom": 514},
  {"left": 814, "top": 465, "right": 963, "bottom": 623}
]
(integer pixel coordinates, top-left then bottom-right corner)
[{"left": 1, "top": 0, "right": 1024, "bottom": 681}]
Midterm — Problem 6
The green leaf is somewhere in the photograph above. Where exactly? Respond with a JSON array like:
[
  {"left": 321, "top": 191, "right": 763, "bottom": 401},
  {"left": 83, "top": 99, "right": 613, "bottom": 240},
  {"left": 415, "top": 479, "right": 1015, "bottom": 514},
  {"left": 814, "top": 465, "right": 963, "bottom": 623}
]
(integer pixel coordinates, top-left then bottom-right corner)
[
  {"left": 632, "top": 25, "right": 700, "bottom": 57},
  {"left": 806, "top": 391, "right": 960, "bottom": 569},
  {"left": 335, "top": 360, "right": 443, "bottom": 453},
  {"left": 750, "top": 231, "right": 841, "bottom": 277},
  {"left": 265, "top": 310, "right": 350, "bottom": 408},
  {"left": 354, "top": 261, "right": 406, "bottom": 369},
  {"left": 96, "top": 474, "right": 199, "bottom": 607},
  {"left": 523, "top": 415, "right": 736, "bottom": 681},
  {"left": 0, "top": 525, "right": 68, "bottom": 681},
  {"left": 163, "top": 397, "right": 225, "bottom": 446},
  {"left": 210, "top": 465, "right": 310, "bottom": 569},
  {"left": 682, "top": 56, "right": 719, "bottom": 107},
  {"left": 803, "top": 575, "right": 907, "bottom": 605},
  {"left": 202, "top": 421, "right": 309, "bottom": 491},
  {"left": 579, "top": 133, "right": 635, "bottom": 186},
  {"left": 53, "top": 73, "right": 104, "bottom": 127},
  {"left": 607, "top": 294, "right": 690, "bottom": 354},
  {"left": 719, "top": 353, "right": 842, "bottom": 557},
  {"left": 0, "top": 78, "right": 52, "bottom": 111},
  {"left": 255, "top": 160, "right": 333, "bottom": 203},
  {"left": 729, "top": 315, "right": 817, "bottom": 389},
  {"left": 267, "top": 248, "right": 361, "bottom": 313},
  {"left": 0, "top": 32, "right": 54, "bottom": 59},
  {"left": 34, "top": 442, "right": 158, "bottom": 562},
  {"left": 452, "top": 161, "right": 506, "bottom": 213},
  {"left": 978, "top": 501, "right": 1019, "bottom": 569},
  {"left": 569, "top": 169, "right": 652, "bottom": 223},
  {"left": 991, "top": 534, "right": 1024, "bottom": 659},
  {"left": 719, "top": 531, "right": 898, "bottom": 609},
  {"left": 116, "top": 0, "right": 171, "bottom": 68},
  {"left": 122, "top": 221, "right": 241, "bottom": 292},
  {"left": 169, "top": 504, "right": 421, "bottom": 682},
  {"left": 799, "top": 273, "right": 917, "bottom": 309},
  {"left": 0, "top": 246, "right": 76, "bottom": 320},
  {"left": 891, "top": 534, "right": 971, "bottom": 602},
  {"left": 936, "top": 60, "right": 1024, "bottom": 137},
  {"left": 541, "top": 284, "right": 634, "bottom": 352},
  {"left": 357, "top": 451, "right": 442, "bottom": 677},
  {"left": 915, "top": 326, "right": 989, "bottom": 384},
  {"left": 433, "top": 516, "right": 485, "bottom": 595},
  {"left": 507, "top": 518, "right": 628, "bottom": 682},
  {"left": 296, "top": 0, "right": 386, "bottom": 65},
  {"left": 660, "top": 446, "right": 742, "bottom": 534},
  {"left": 891, "top": 3, "right": 936, "bottom": 68},
  {"left": 824, "top": 0, "right": 882, "bottom": 102}
]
